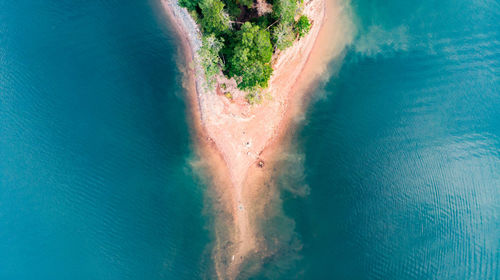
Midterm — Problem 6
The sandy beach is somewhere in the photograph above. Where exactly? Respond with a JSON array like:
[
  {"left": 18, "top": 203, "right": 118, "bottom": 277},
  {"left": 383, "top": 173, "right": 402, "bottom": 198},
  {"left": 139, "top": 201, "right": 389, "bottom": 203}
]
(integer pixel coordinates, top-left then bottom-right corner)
[{"left": 161, "top": 0, "right": 352, "bottom": 277}]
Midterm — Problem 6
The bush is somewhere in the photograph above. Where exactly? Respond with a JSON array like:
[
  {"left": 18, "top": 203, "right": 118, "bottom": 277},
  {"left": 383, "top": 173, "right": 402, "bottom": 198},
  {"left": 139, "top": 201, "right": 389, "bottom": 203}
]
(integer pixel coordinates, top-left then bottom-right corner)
[
  {"left": 245, "top": 92, "right": 261, "bottom": 104},
  {"left": 295, "top": 15, "right": 311, "bottom": 37}
]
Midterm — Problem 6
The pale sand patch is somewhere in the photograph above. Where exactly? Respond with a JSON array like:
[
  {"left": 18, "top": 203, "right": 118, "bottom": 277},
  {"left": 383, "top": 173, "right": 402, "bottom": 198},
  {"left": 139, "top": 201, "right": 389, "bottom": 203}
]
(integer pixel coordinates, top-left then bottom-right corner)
[{"left": 160, "top": 0, "right": 353, "bottom": 277}]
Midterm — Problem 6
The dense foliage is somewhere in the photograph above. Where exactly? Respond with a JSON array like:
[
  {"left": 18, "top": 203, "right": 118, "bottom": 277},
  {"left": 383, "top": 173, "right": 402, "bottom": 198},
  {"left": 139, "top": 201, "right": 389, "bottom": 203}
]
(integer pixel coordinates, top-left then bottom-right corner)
[
  {"left": 295, "top": 15, "right": 311, "bottom": 37},
  {"left": 178, "top": 0, "right": 200, "bottom": 12},
  {"left": 272, "top": 0, "right": 297, "bottom": 24},
  {"left": 178, "top": 0, "right": 312, "bottom": 93},
  {"left": 199, "top": 0, "right": 230, "bottom": 35},
  {"left": 199, "top": 35, "right": 224, "bottom": 86},
  {"left": 239, "top": 0, "right": 254, "bottom": 9},
  {"left": 272, "top": 22, "right": 295, "bottom": 50},
  {"left": 227, "top": 22, "right": 273, "bottom": 89}
]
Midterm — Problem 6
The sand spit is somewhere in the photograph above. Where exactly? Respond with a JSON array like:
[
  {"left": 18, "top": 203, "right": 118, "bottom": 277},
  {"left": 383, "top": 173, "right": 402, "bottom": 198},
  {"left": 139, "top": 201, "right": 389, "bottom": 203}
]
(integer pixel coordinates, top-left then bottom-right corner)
[{"left": 161, "top": 0, "right": 352, "bottom": 277}]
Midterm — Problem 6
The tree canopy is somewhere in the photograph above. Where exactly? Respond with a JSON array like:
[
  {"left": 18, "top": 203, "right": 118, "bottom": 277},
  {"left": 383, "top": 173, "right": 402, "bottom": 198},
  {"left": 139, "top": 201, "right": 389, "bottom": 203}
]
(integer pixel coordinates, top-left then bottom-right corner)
[
  {"left": 272, "top": 0, "right": 297, "bottom": 24},
  {"left": 272, "top": 22, "right": 295, "bottom": 50},
  {"left": 178, "top": 0, "right": 200, "bottom": 11},
  {"left": 180, "top": 0, "right": 312, "bottom": 97},
  {"left": 199, "top": 0, "right": 231, "bottom": 35},
  {"left": 226, "top": 22, "right": 273, "bottom": 89},
  {"left": 198, "top": 34, "right": 224, "bottom": 87},
  {"left": 239, "top": 0, "right": 254, "bottom": 9}
]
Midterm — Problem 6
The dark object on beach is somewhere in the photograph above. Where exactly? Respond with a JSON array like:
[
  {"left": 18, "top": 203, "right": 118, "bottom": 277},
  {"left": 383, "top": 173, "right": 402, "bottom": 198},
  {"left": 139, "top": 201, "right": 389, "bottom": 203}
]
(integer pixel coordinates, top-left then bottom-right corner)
[{"left": 258, "top": 160, "right": 265, "bottom": 168}]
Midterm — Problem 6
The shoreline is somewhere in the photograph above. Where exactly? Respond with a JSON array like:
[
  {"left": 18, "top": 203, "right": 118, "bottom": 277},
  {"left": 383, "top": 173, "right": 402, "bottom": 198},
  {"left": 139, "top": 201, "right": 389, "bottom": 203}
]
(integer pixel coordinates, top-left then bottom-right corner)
[{"left": 160, "top": 0, "right": 351, "bottom": 277}]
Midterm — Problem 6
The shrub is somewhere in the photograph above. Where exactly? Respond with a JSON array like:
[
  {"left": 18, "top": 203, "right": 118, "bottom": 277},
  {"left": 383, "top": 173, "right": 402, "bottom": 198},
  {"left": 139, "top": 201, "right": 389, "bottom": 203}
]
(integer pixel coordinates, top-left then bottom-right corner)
[
  {"left": 245, "top": 92, "right": 261, "bottom": 104},
  {"left": 295, "top": 15, "right": 311, "bottom": 37}
]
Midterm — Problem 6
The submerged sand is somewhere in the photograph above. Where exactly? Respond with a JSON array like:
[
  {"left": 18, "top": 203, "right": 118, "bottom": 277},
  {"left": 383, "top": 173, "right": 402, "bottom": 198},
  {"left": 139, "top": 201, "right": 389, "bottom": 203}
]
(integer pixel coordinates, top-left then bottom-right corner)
[{"left": 161, "top": 0, "right": 352, "bottom": 277}]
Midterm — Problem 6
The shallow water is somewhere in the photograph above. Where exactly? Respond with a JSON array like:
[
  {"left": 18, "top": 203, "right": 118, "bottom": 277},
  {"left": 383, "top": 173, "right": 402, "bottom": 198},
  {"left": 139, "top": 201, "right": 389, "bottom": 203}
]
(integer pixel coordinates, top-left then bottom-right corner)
[{"left": 1, "top": 0, "right": 499, "bottom": 279}]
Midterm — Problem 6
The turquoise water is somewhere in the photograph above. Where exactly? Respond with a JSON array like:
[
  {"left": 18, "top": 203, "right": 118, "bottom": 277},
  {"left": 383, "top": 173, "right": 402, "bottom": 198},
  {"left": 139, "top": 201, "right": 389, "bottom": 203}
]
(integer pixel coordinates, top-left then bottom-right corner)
[
  {"left": 257, "top": 0, "right": 499, "bottom": 279},
  {"left": 1, "top": 0, "right": 499, "bottom": 279},
  {"left": 1, "top": 1, "right": 210, "bottom": 279}
]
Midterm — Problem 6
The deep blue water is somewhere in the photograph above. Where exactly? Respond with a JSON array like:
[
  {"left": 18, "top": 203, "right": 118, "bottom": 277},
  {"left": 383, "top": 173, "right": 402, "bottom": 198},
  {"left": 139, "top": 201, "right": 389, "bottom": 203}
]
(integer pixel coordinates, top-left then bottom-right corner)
[
  {"left": 1, "top": 1, "right": 210, "bottom": 279},
  {"left": 262, "top": 0, "right": 500, "bottom": 279},
  {"left": 1, "top": 0, "right": 499, "bottom": 279}
]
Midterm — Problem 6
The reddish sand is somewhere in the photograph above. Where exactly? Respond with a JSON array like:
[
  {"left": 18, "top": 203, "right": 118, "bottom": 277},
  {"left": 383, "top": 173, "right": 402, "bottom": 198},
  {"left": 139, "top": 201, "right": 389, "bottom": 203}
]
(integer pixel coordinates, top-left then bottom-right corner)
[{"left": 161, "top": 0, "right": 352, "bottom": 277}]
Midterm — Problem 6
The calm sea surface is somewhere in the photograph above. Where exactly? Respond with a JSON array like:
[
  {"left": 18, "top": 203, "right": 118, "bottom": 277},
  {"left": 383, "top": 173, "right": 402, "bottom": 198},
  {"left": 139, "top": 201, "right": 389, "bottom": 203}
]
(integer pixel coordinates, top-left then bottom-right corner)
[
  {"left": 1, "top": 0, "right": 499, "bottom": 279},
  {"left": 257, "top": 0, "right": 499, "bottom": 279},
  {"left": 1, "top": 1, "right": 210, "bottom": 279}
]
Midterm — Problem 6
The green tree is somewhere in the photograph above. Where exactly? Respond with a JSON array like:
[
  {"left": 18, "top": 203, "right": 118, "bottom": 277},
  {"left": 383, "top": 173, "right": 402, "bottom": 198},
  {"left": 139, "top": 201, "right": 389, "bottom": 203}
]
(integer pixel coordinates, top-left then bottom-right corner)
[
  {"left": 240, "top": 0, "right": 254, "bottom": 9},
  {"left": 198, "top": 34, "right": 224, "bottom": 87},
  {"left": 270, "top": 0, "right": 297, "bottom": 51},
  {"left": 295, "top": 15, "right": 311, "bottom": 37},
  {"left": 272, "top": 22, "right": 295, "bottom": 50},
  {"left": 272, "top": 0, "right": 297, "bottom": 24},
  {"left": 227, "top": 22, "right": 273, "bottom": 89},
  {"left": 199, "top": 0, "right": 231, "bottom": 35},
  {"left": 223, "top": 0, "right": 243, "bottom": 18},
  {"left": 178, "top": 0, "right": 200, "bottom": 11}
]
